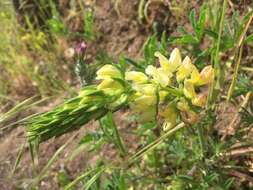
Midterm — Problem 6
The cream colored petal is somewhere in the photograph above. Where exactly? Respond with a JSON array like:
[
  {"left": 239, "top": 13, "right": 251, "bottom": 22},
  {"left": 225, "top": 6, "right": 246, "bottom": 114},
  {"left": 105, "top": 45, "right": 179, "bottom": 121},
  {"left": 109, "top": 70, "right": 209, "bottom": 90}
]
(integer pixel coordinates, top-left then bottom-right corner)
[
  {"left": 145, "top": 65, "right": 157, "bottom": 76},
  {"left": 198, "top": 65, "right": 214, "bottom": 85},
  {"left": 125, "top": 71, "right": 148, "bottom": 84},
  {"left": 97, "top": 78, "right": 123, "bottom": 95},
  {"left": 145, "top": 65, "right": 170, "bottom": 87},
  {"left": 192, "top": 93, "right": 207, "bottom": 107},
  {"left": 160, "top": 104, "right": 177, "bottom": 128},
  {"left": 154, "top": 51, "right": 171, "bottom": 73},
  {"left": 176, "top": 56, "right": 194, "bottom": 82},
  {"left": 96, "top": 64, "right": 121, "bottom": 80},
  {"left": 168, "top": 48, "right": 182, "bottom": 72},
  {"left": 183, "top": 80, "right": 197, "bottom": 99},
  {"left": 188, "top": 68, "right": 201, "bottom": 85}
]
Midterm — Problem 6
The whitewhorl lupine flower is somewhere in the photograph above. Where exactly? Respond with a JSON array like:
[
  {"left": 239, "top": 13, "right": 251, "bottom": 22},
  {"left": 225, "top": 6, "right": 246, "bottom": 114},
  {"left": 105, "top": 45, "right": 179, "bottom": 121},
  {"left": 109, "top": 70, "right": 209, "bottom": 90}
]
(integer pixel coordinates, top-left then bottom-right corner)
[{"left": 26, "top": 47, "right": 214, "bottom": 142}]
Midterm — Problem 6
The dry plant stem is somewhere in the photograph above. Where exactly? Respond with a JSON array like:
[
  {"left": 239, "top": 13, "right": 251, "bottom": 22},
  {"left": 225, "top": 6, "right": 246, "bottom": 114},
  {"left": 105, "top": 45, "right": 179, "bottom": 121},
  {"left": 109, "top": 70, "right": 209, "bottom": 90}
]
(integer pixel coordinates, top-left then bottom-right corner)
[
  {"left": 227, "top": 12, "right": 253, "bottom": 101},
  {"left": 207, "top": 0, "right": 227, "bottom": 108},
  {"left": 228, "top": 169, "right": 253, "bottom": 183},
  {"left": 227, "top": 45, "right": 243, "bottom": 101},
  {"left": 241, "top": 66, "right": 253, "bottom": 73},
  {"left": 138, "top": 0, "right": 146, "bottom": 23},
  {"left": 224, "top": 147, "right": 253, "bottom": 157},
  {"left": 144, "top": 0, "right": 163, "bottom": 22},
  {"left": 237, "top": 12, "right": 253, "bottom": 49}
]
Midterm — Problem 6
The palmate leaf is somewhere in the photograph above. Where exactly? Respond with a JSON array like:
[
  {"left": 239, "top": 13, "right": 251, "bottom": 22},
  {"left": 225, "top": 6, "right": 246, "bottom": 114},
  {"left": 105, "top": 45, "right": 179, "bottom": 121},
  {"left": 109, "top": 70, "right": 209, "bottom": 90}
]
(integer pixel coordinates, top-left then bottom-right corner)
[{"left": 26, "top": 86, "right": 128, "bottom": 142}]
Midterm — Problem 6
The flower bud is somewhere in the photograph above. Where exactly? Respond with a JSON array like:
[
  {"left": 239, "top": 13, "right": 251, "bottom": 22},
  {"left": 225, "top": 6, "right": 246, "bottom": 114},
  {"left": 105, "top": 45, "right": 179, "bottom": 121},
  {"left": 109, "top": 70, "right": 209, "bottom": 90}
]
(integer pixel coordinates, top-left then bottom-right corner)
[{"left": 75, "top": 41, "right": 87, "bottom": 55}]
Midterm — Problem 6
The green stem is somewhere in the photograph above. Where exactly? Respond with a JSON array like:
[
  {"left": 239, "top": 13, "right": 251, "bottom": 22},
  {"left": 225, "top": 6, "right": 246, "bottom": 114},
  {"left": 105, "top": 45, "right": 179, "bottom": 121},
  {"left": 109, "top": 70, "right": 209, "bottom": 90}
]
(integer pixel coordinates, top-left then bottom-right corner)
[
  {"left": 207, "top": 0, "right": 227, "bottom": 108},
  {"left": 227, "top": 45, "right": 243, "bottom": 101},
  {"left": 109, "top": 112, "right": 128, "bottom": 156},
  {"left": 197, "top": 124, "right": 205, "bottom": 158},
  {"left": 127, "top": 122, "right": 185, "bottom": 166}
]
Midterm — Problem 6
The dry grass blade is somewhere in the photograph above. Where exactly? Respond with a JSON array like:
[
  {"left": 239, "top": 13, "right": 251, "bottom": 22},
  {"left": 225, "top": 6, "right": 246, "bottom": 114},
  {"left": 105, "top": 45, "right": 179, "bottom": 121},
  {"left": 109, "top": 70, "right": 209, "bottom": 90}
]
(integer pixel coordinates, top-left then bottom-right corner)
[
  {"left": 31, "top": 134, "right": 77, "bottom": 186},
  {"left": 0, "top": 95, "right": 41, "bottom": 125},
  {"left": 227, "top": 11, "right": 253, "bottom": 101},
  {"left": 11, "top": 142, "right": 25, "bottom": 176}
]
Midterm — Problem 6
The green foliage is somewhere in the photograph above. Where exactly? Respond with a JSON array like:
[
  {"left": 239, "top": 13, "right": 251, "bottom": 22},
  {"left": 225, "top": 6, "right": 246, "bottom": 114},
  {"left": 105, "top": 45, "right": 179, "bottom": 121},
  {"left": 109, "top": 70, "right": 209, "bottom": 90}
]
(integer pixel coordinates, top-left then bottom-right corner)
[
  {"left": 233, "top": 74, "right": 253, "bottom": 97},
  {"left": 143, "top": 32, "right": 168, "bottom": 66}
]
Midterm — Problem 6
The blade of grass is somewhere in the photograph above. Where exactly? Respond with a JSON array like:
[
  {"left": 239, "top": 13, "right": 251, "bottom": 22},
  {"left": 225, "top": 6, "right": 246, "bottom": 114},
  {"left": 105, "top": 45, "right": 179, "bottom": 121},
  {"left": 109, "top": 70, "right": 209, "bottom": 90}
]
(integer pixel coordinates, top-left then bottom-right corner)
[
  {"left": 11, "top": 142, "right": 26, "bottom": 175},
  {"left": 0, "top": 96, "right": 39, "bottom": 123},
  {"left": 1, "top": 97, "right": 51, "bottom": 130},
  {"left": 64, "top": 167, "right": 105, "bottom": 190},
  {"left": 82, "top": 167, "right": 106, "bottom": 190},
  {"left": 32, "top": 134, "right": 77, "bottom": 186},
  {"left": 127, "top": 122, "right": 185, "bottom": 166}
]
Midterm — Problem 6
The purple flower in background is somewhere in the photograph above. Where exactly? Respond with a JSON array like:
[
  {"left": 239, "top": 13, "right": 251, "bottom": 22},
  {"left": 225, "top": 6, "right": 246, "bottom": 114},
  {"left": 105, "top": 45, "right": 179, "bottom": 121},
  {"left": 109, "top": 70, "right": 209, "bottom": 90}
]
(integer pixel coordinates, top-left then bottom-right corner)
[{"left": 75, "top": 41, "right": 87, "bottom": 55}]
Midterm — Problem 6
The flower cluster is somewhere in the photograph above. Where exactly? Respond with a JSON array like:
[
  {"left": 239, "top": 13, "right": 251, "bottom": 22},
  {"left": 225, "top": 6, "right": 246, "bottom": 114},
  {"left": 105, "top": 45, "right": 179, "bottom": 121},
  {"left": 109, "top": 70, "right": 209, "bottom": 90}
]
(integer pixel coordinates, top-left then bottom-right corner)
[{"left": 96, "top": 48, "right": 214, "bottom": 128}]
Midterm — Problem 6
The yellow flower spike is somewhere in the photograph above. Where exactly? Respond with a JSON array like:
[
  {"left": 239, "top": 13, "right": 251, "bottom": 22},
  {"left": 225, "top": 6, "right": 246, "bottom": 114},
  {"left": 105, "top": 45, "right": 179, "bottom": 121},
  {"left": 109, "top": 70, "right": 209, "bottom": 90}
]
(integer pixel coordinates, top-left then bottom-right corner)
[
  {"left": 125, "top": 71, "right": 148, "bottom": 84},
  {"left": 145, "top": 65, "right": 171, "bottom": 87},
  {"left": 183, "top": 80, "right": 197, "bottom": 99},
  {"left": 176, "top": 56, "right": 194, "bottom": 82},
  {"left": 192, "top": 93, "right": 207, "bottom": 107},
  {"left": 160, "top": 104, "right": 177, "bottom": 129},
  {"left": 96, "top": 64, "right": 122, "bottom": 80}
]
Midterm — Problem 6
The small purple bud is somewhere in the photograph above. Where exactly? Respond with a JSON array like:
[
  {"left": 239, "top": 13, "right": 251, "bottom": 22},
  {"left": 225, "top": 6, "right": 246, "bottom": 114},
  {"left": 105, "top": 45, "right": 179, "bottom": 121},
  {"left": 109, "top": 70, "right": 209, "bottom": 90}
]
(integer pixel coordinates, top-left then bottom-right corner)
[{"left": 75, "top": 41, "right": 87, "bottom": 55}]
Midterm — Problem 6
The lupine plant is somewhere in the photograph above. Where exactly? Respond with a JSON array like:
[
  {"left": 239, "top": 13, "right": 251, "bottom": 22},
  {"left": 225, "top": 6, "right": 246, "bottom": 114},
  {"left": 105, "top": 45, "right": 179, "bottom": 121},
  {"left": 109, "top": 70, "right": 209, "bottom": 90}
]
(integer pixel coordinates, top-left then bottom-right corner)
[
  {"left": 24, "top": 47, "right": 226, "bottom": 189},
  {"left": 26, "top": 48, "right": 214, "bottom": 142},
  {"left": 18, "top": 1, "right": 253, "bottom": 189}
]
